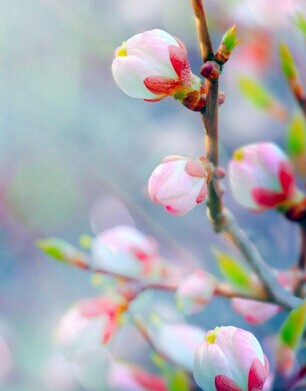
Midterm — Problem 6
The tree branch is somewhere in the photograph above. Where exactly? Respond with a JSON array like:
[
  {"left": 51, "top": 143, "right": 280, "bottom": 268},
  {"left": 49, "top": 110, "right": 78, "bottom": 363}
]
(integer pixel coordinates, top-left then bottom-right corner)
[
  {"left": 191, "top": 0, "right": 301, "bottom": 310},
  {"left": 191, "top": 0, "right": 214, "bottom": 62},
  {"left": 298, "top": 225, "right": 306, "bottom": 271}
]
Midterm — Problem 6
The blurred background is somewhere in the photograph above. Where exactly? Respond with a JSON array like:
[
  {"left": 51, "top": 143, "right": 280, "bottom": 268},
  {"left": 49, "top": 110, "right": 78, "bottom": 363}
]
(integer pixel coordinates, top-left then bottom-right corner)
[{"left": 0, "top": 0, "right": 305, "bottom": 390}]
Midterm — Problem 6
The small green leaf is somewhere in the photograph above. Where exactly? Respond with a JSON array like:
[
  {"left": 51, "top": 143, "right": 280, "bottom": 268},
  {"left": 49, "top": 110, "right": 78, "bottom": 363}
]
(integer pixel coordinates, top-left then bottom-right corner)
[
  {"left": 292, "top": 12, "right": 306, "bottom": 35},
  {"left": 36, "top": 237, "right": 88, "bottom": 267},
  {"left": 279, "top": 300, "right": 306, "bottom": 350},
  {"left": 238, "top": 77, "right": 275, "bottom": 109},
  {"left": 286, "top": 114, "right": 306, "bottom": 156},
  {"left": 167, "top": 369, "right": 190, "bottom": 391},
  {"left": 221, "top": 25, "right": 240, "bottom": 52},
  {"left": 214, "top": 251, "right": 251, "bottom": 290},
  {"left": 279, "top": 42, "right": 298, "bottom": 79}
]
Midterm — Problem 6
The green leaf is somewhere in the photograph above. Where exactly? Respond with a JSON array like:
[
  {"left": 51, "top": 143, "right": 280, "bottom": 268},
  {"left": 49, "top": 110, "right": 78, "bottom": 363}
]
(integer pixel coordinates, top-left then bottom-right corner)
[
  {"left": 279, "top": 42, "right": 298, "bottom": 79},
  {"left": 286, "top": 114, "right": 306, "bottom": 155},
  {"left": 167, "top": 370, "right": 190, "bottom": 391},
  {"left": 221, "top": 25, "right": 240, "bottom": 52},
  {"left": 292, "top": 12, "right": 306, "bottom": 35},
  {"left": 238, "top": 77, "right": 275, "bottom": 110},
  {"left": 36, "top": 237, "right": 88, "bottom": 267},
  {"left": 214, "top": 251, "right": 251, "bottom": 290},
  {"left": 279, "top": 300, "right": 306, "bottom": 350}
]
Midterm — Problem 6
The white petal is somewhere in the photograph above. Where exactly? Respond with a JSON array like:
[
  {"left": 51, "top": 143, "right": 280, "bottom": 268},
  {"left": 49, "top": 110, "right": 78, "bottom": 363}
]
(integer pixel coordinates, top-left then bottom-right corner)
[{"left": 112, "top": 56, "right": 159, "bottom": 99}]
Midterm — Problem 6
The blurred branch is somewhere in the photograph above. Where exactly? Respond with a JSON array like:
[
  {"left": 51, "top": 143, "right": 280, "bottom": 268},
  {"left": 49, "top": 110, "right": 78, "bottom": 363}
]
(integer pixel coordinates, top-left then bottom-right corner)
[
  {"left": 280, "top": 42, "right": 306, "bottom": 118},
  {"left": 298, "top": 225, "right": 306, "bottom": 271},
  {"left": 190, "top": 2, "right": 301, "bottom": 310}
]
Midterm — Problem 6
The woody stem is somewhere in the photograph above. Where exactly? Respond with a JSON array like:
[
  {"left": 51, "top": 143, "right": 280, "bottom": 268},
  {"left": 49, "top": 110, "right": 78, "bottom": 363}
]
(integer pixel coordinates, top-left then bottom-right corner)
[{"left": 191, "top": 0, "right": 301, "bottom": 310}]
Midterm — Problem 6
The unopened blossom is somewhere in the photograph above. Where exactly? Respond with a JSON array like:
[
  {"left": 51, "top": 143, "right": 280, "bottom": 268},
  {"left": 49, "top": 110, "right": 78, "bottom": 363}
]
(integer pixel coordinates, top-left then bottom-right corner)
[
  {"left": 232, "top": 299, "right": 279, "bottom": 325},
  {"left": 228, "top": 142, "right": 299, "bottom": 212},
  {"left": 112, "top": 29, "right": 206, "bottom": 110},
  {"left": 148, "top": 156, "right": 212, "bottom": 216},
  {"left": 91, "top": 225, "right": 165, "bottom": 280},
  {"left": 148, "top": 313, "right": 204, "bottom": 372},
  {"left": 56, "top": 295, "right": 127, "bottom": 360},
  {"left": 108, "top": 361, "right": 167, "bottom": 391},
  {"left": 194, "top": 326, "right": 269, "bottom": 391},
  {"left": 232, "top": 270, "right": 295, "bottom": 324},
  {"left": 176, "top": 269, "right": 217, "bottom": 315}
]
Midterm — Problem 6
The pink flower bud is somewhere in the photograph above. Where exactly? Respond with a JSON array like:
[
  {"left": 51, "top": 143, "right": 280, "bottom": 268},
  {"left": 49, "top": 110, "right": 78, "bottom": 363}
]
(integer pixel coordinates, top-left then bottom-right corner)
[
  {"left": 232, "top": 299, "right": 280, "bottom": 324},
  {"left": 194, "top": 326, "right": 269, "bottom": 391},
  {"left": 148, "top": 313, "right": 205, "bottom": 372},
  {"left": 228, "top": 143, "right": 298, "bottom": 212},
  {"left": 176, "top": 269, "right": 217, "bottom": 315},
  {"left": 148, "top": 156, "right": 212, "bottom": 216},
  {"left": 108, "top": 361, "right": 167, "bottom": 391},
  {"left": 112, "top": 29, "right": 202, "bottom": 103},
  {"left": 91, "top": 225, "right": 161, "bottom": 279},
  {"left": 56, "top": 296, "right": 127, "bottom": 360}
]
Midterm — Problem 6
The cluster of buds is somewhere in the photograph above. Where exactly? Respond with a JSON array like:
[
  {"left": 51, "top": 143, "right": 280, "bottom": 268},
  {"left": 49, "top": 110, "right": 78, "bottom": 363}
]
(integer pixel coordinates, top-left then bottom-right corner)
[
  {"left": 148, "top": 155, "right": 213, "bottom": 216},
  {"left": 112, "top": 29, "right": 207, "bottom": 111},
  {"left": 194, "top": 326, "right": 270, "bottom": 391},
  {"left": 228, "top": 142, "right": 302, "bottom": 214}
]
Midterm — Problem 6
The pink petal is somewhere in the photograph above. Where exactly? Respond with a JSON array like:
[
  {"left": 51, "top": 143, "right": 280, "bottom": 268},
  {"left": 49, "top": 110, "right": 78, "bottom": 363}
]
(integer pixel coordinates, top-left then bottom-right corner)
[
  {"left": 102, "top": 317, "right": 117, "bottom": 344},
  {"left": 215, "top": 375, "right": 243, "bottom": 391},
  {"left": 185, "top": 160, "right": 205, "bottom": 178},
  {"left": 144, "top": 76, "right": 179, "bottom": 95},
  {"left": 252, "top": 188, "right": 286, "bottom": 208},
  {"left": 196, "top": 183, "right": 208, "bottom": 203},
  {"left": 133, "top": 369, "right": 167, "bottom": 391},
  {"left": 144, "top": 96, "right": 165, "bottom": 102},
  {"left": 169, "top": 44, "right": 191, "bottom": 83},
  {"left": 174, "top": 36, "right": 188, "bottom": 54},
  {"left": 80, "top": 297, "right": 118, "bottom": 318},
  {"left": 248, "top": 359, "right": 266, "bottom": 391},
  {"left": 279, "top": 161, "right": 295, "bottom": 195}
]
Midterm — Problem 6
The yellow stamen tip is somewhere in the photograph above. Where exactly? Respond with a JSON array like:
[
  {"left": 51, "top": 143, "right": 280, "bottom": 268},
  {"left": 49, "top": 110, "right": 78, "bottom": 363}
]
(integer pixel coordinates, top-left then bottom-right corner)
[
  {"left": 206, "top": 327, "right": 219, "bottom": 344},
  {"left": 117, "top": 42, "right": 127, "bottom": 57},
  {"left": 233, "top": 148, "right": 244, "bottom": 161}
]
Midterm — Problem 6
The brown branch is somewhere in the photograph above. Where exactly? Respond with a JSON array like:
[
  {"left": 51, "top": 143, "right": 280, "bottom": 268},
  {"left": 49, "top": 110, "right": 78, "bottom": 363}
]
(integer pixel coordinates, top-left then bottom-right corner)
[
  {"left": 191, "top": 0, "right": 214, "bottom": 62},
  {"left": 288, "top": 78, "right": 306, "bottom": 118},
  {"left": 222, "top": 210, "right": 302, "bottom": 309},
  {"left": 298, "top": 225, "right": 306, "bottom": 271},
  {"left": 190, "top": 1, "right": 301, "bottom": 310}
]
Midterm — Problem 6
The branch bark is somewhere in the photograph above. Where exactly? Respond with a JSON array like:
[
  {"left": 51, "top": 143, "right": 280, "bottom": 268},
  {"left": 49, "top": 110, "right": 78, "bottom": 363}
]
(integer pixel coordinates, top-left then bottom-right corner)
[
  {"left": 191, "top": 0, "right": 214, "bottom": 62},
  {"left": 191, "top": 0, "right": 301, "bottom": 310}
]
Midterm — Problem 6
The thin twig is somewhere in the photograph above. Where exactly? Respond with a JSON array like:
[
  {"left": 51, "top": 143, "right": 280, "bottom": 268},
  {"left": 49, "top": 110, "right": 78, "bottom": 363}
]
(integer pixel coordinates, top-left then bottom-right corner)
[
  {"left": 223, "top": 210, "right": 302, "bottom": 309},
  {"left": 298, "top": 225, "right": 306, "bottom": 270},
  {"left": 191, "top": 0, "right": 214, "bottom": 62}
]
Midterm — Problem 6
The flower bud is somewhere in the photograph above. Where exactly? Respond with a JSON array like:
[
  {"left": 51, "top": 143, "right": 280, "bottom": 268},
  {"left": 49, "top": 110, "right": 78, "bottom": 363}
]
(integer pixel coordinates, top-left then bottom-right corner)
[
  {"left": 215, "top": 25, "right": 240, "bottom": 64},
  {"left": 147, "top": 314, "right": 204, "bottom": 372},
  {"left": 112, "top": 29, "right": 204, "bottom": 108},
  {"left": 56, "top": 295, "right": 127, "bottom": 360},
  {"left": 175, "top": 269, "right": 217, "bottom": 315},
  {"left": 91, "top": 225, "right": 162, "bottom": 280},
  {"left": 194, "top": 326, "right": 269, "bottom": 391},
  {"left": 228, "top": 142, "right": 299, "bottom": 212},
  {"left": 148, "top": 156, "right": 212, "bottom": 216},
  {"left": 232, "top": 299, "right": 279, "bottom": 324},
  {"left": 108, "top": 361, "right": 167, "bottom": 391}
]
